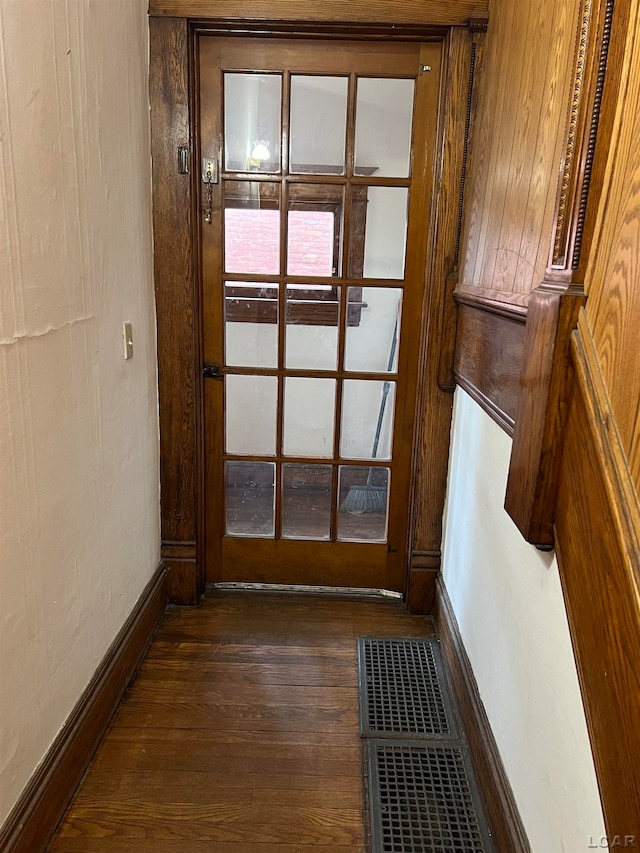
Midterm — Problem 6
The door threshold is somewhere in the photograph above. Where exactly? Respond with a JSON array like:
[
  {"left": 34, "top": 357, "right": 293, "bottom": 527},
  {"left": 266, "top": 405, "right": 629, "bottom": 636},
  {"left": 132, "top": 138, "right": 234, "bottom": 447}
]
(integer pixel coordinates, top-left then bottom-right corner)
[{"left": 207, "top": 582, "right": 403, "bottom": 600}]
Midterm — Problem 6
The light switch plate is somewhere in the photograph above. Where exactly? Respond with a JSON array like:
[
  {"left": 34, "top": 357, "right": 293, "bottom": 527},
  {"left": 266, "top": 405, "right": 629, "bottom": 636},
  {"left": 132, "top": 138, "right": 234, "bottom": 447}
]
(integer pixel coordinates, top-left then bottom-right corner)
[{"left": 122, "top": 322, "right": 133, "bottom": 360}]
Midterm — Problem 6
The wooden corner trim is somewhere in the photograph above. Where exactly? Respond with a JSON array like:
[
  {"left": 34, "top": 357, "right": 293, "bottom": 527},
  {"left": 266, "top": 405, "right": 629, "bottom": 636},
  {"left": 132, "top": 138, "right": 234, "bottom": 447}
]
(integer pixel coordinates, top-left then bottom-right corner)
[
  {"left": 0, "top": 563, "right": 168, "bottom": 853},
  {"left": 434, "top": 578, "right": 531, "bottom": 852},
  {"left": 504, "top": 283, "right": 585, "bottom": 547}
]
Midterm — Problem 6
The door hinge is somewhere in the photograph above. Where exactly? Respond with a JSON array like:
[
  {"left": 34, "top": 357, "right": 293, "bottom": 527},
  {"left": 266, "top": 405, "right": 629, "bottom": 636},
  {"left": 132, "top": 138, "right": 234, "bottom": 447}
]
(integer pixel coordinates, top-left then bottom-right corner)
[
  {"left": 177, "top": 146, "right": 189, "bottom": 174},
  {"left": 419, "top": 65, "right": 432, "bottom": 75}
]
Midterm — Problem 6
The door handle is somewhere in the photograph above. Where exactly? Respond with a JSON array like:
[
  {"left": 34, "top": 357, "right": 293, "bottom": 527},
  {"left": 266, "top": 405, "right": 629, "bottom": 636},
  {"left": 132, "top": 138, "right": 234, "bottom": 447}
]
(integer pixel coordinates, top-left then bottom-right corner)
[{"left": 203, "top": 363, "right": 224, "bottom": 380}]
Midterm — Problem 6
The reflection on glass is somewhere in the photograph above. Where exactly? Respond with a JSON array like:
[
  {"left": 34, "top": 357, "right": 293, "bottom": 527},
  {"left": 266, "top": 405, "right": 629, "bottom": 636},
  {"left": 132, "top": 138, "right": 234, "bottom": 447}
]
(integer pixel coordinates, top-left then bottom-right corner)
[
  {"left": 355, "top": 78, "right": 415, "bottom": 178},
  {"left": 226, "top": 461, "right": 275, "bottom": 537},
  {"left": 225, "top": 181, "right": 280, "bottom": 275},
  {"left": 287, "top": 184, "right": 343, "bottom": 277},
  {"left": 286, "top": 285, "right": 339, "bottom": 370},
  {"left": 340, "top": 379, "right": 396, "bottom": 460},
  {"left": 225, "top": 282, "right": 278, "bottom": 368},
  {"left": 337, "top": 465, "right": 390, "bottom": 542},
  {"left": 284, "top": 377, "right": 336, "bottom": 458},
  {"left": 282, "top": 464, "right": 332, "bottom": 540},
  {"left": 226, "top": 374, "right": 278, "bottom": 456},
  {"left": 350, "top": 186, "right": 408, "bottom": 280},
  {"left": 290, "top": 76, "right": 348, "bottom": 174},
  {"left": 224, "top": 74, "right": 282, "bottom": 173}
]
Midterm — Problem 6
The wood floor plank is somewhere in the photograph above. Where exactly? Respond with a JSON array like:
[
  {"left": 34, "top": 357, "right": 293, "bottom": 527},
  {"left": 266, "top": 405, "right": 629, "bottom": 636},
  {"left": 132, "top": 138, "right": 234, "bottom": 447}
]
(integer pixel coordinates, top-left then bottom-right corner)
[
  {"left": 51, "top": 841, "right": 357, "bottom": 853},
  {"left": 55, "top": 803, "right": 363, "bottom": 846},
  {"left": 135, "top": 659, "right": 357, "bottom": 686},
  {"left": 49, "top": 592, "right": 432, "bottom": 852}
]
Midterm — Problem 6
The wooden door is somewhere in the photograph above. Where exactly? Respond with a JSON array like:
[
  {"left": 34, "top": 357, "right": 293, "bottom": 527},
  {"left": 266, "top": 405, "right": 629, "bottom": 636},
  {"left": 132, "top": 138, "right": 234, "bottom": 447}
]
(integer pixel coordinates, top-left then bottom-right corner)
[{"left": 199, "top": 36, "right": 441, "bottom": 591}]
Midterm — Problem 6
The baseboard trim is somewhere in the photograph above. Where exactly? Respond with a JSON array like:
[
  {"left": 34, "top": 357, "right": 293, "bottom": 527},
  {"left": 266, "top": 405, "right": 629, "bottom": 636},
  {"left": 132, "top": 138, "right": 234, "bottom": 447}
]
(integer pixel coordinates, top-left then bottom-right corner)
[
  {"left": 0, "top": 562, "right": 168, "bottom": 853},
  {"left": 434, "top": 577, "right": 531, "bottom": 852}
]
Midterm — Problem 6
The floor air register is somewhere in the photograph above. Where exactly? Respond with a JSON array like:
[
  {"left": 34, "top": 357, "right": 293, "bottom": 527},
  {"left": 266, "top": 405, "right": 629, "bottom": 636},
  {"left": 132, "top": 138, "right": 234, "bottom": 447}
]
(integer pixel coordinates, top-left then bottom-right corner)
[{"left": 358, "top": 638, "right": 494, "bottom": 853}]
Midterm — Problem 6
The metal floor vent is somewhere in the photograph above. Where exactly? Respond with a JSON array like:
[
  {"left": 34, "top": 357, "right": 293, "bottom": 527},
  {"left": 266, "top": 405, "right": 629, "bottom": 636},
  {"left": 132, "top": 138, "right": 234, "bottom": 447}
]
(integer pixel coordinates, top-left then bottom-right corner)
[
  {"left": 358, "top": 638, "right": 457, "bottom": 739},
  {"left": 368, "top": 741, "right": 494, "bottom": 853}
]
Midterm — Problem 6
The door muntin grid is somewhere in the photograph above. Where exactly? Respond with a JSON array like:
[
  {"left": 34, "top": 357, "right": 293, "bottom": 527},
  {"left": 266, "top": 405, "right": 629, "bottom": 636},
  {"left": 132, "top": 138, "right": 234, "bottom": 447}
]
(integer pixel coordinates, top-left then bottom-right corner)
[{"left": 221, "top": 70, "right": 416, "bottom": 543}]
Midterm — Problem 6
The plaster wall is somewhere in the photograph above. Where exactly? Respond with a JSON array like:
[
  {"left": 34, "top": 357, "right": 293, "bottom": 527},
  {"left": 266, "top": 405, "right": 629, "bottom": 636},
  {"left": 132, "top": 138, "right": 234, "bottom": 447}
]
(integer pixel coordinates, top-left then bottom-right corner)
[
  {"left": 0, "top": 0, "right": 159, "bottom": 823},
  {"left": 442, "top": 389, "right": 606, "bottom": 851}
]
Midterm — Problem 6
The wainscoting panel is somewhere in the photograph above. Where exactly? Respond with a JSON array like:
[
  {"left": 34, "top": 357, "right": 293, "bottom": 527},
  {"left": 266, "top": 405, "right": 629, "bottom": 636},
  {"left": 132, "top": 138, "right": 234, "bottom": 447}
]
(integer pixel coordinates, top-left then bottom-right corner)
[{"left": 555, "top": 317, "right": 640, "bottom": 839}]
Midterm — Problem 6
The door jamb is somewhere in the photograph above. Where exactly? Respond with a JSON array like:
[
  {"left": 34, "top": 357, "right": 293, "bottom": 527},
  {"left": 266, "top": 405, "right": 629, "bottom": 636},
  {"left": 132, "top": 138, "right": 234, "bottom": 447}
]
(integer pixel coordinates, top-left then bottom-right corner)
[{"left": 149, "top": 15, "right": 483, "bottom": 608}]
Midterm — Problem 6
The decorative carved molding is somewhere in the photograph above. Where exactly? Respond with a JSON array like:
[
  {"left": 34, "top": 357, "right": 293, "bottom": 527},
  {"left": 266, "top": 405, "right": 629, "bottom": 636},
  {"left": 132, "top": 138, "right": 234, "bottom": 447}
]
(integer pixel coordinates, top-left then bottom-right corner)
[
  {"left": 571, "top": 0, "right": 614, "bottom": 269},
  {"left": 467, "top": 17, "right": 489, "bottom": 33},
  {"left": 552, "top": 0, "right": 592, "bottom": 266},
  {"left": 549, "top": 0, "right": 615, "bottom": 273}
]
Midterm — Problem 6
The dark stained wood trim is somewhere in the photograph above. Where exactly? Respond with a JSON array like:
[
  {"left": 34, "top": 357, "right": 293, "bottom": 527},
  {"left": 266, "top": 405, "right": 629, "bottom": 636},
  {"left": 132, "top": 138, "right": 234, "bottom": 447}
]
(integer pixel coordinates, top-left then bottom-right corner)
[
  {"left": 434, "top": 577, "right": 531, "bottom": 853},
  {"left": 453, "top": 301, "right": 526, "bottom": 436},
  {"left": 555, "top": 315, "right": 640, "bottom": 840},
  {"left": 148, "top": 0, "right": 489, "bottom": 27},
  {"left": 165, "top": 558, "right": 200, "bottom": 605},
  {"left": 408, "top": 28, "right": 475, "bottom": 611},
  {"left": 0, "top": 564, "right": 167, "bottom": 853},
  {"left": 437, "top": 30, "right": 482, "bottom": 393},
  {"left": 454, "top": 286, "right": 529, "bottom": 320},
  {"left": 504, "top": 283, "right": 585, "bottom": 548},
  {"left": 407, "top": 551, "right": 440, "bottom": 614},
  {"left": 150, "top": 18, "right": 203, "bottom": 604}
]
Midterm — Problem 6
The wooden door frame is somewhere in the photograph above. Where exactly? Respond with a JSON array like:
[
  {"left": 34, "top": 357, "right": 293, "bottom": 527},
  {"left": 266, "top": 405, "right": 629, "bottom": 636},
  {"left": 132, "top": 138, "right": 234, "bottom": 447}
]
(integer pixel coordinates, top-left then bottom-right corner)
[{"left": 149, "top": 12, "right": 484, "bottom": 608}]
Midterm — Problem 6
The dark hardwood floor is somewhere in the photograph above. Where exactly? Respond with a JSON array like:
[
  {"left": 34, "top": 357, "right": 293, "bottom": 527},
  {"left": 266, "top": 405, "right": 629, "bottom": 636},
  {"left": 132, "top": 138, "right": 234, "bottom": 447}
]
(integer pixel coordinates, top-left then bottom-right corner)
[{"left": 48, "top": 591, "right": 434, "bottom": 852}]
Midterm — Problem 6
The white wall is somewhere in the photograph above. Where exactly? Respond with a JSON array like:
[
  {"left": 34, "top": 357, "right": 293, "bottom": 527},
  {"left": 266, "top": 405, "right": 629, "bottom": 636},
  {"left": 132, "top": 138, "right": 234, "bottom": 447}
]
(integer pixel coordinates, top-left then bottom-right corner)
[
  {"left": 442, "top": 389, "right": 606, "bottom": 851},
  {"left": 0, "top": 0, "right": 159, "bottom": 824}
]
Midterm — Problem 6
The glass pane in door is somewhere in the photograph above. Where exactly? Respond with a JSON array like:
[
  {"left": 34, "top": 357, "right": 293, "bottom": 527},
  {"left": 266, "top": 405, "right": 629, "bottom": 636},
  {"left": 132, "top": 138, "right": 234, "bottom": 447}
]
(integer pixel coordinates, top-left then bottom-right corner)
[
  {"left": 226, "top": 374, "right": 278, "bottom": 456},
  {"left": 287, "top": 183, "right": 343, "bottom": 277},
  {"left": 286, "top": 285, "right": 339, "bottom": 370},
  {"left": 224, "top": 73, "right": 282, "bottom": 173},
  {"left": 282, "top": 463, "right": 332, "bottom": 540},
  {"left": 340, "top": 379, "right": 396, "bottom": 460},
  {"left": 345, "top": 287, "right": 402, "bottom": 373},
  {"left": 283, "top": 377, "right": 336, "bottom": 458},
  {"left": 337, "top": 465, "right": 390, "bottom": 542},
  {"left": 349, "top": 186, "right": 408, "bottom": 279},
  {"left": 225, "top": 181, "right": 280, "bottom": 275},
  {"left": 290, "top": 76, "right": 348, "bottom": 174},
  {"left": 226, "top": 461, "right": 276, "bottom": 537},
  {"left": 355, "top": 78, "right": 415, "bottom": 177},
  {"left": 225, "top": 281, "right": 278, "bottom": 368}
]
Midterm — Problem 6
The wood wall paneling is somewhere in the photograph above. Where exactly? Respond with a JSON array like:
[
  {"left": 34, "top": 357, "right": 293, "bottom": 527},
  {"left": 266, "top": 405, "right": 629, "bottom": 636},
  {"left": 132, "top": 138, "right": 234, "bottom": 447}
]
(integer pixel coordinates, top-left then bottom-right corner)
[
  {"left": 585, "top": 0, "right": 640, "bottom": 488},
  {"left": 408, "top": 28, "right": 475, "bottom": 611},
  {"left": 150, "top": 18, "right": 201, "bottom": 603},
  {"left": 457, "top": 0, "right": 581, "bottom": 297},
  {"left": 0, "top": 565, "right": 168, "bottom": 853},
  {"left": 453, "top": 295, "right": 526, "bottom": 436},
  {"left": 555, "top": 317, "right": 640, "bottom": 839},
  {"left": 148, "top": 0, "right": 488, "bottom": 27},
  {"left": 505, "top": 0, "right": 619, "bottom": 548},
  {"left": 434, "top": 579, "right": 531, "bottom": 853}
]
